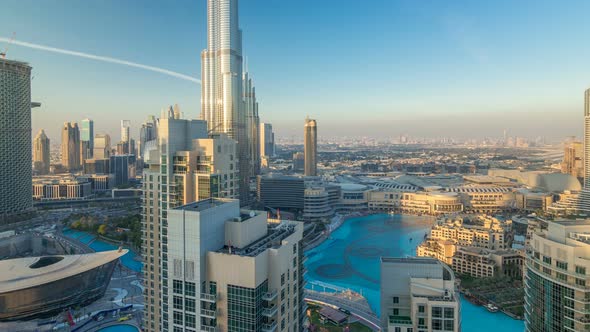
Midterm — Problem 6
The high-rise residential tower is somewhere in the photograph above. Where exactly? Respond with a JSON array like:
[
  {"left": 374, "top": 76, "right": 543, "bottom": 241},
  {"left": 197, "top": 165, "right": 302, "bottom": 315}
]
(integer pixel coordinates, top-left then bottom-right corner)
[
  {"left": 260, "top": 122, "right": 275, "bottom": 158},
  {"left": 0, "top": 58, "right": 34, "bottom": 223},
  {"left": 524, "top": 220, "right": 590, "bottom": 332},
  {"left": 201, "top": 0, "right": 250, "bottom": 204},
  {"left": 585, "top": 89, "right": 590, "bottom": 188},
  {"left": 162, "top": 199, "right": 306, "bottom": 332},
  {"left": 304, "top": 117, "right": 317, "bottom": 176},
  {"left": 61, "top": 122, "right": 81, "bottom": 171},
  {"left": 80, "top": 118, "right": 94, "bottom": 160},
  {"left": 33, "top": 129, "right": 50, "bottom": 175},
  {"left": 141, "top": 109, "right": 239, "bottom": 332}
]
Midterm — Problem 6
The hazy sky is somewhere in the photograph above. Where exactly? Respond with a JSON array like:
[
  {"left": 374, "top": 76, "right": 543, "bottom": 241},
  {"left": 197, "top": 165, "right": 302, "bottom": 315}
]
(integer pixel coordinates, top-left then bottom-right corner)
[{"left": 1, "top": 0, "right": 589, "bottom": 143}]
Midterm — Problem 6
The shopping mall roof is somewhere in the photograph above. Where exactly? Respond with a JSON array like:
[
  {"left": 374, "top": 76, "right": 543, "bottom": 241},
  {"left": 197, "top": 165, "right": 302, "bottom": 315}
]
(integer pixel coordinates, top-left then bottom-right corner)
[{"left": 0, "top": 249, "right": 127, "bottom": 293}]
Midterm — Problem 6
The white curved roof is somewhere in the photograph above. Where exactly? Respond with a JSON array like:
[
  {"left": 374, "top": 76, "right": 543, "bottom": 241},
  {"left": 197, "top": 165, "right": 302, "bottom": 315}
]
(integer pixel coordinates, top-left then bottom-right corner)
[
  {"left": 0, "top": 249, "right": 127, "bottom": 293},
  {"left": 336, "top": 183, "right": 368, "bottom": 191}
]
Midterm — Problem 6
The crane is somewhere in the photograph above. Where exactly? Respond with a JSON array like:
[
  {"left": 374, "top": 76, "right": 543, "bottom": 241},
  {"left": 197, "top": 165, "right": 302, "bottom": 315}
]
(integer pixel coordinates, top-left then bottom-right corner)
[{"left": 0, "top": 32, "right": 16, "bottom": 59}]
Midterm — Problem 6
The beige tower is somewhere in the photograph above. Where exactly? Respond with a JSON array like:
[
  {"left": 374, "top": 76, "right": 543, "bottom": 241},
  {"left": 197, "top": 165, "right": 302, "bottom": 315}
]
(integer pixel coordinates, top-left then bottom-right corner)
[
  {"left": 33, "top": 129, "right": 50, "bottom": 175},
  {"left": 304, "top": 117, "right": 317, "bottom": 176},
  {"left": 61, "top": 122, "right": 81, "bottom": 171}
]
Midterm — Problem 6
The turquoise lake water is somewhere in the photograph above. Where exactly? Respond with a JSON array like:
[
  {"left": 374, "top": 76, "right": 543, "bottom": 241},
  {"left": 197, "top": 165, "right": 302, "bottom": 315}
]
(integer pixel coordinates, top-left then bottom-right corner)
[
  {"left": 97, "top": 324, "right": 139, "bottom": 332},
  {"left": 62, "top": 228, "right": 142, "bottom": 272},
  {"left": 304, "top": 214, "right": 525, "bottom": 332}
]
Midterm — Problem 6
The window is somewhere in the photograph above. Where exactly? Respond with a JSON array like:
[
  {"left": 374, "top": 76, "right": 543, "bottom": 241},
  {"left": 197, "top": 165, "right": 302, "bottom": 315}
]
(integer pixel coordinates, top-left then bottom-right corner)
[
  {"left": 173, "top": 311, "right": 183, "bottom": 325},
  {"left": 432, "top": 307, "right": 442, "bottom": 318},
  {"left": 393, "top": 296, "right": 399, "bottom": 304},
  {"left": 281, "top": 273, "right": 285, "bottom": 286},
  {"left": 185, "top": 298, "right": 196, "bottom": 312},
  {"left": 185, "top": 313, "right": 196, "bottom": 328},
  {"left": 185, "top": 282, "right": 196, "bottom": 297},
  {"left": 556, "top": 260, "right": 568, "bottom": 270},
  {"left": 418, "top": 318, "right": 425, "bottom": 327},
  {"left": 432, "top": 319, "right": 442, "bottom": 330},
  {"left": 576, "top": 278, "right": 586, "bottom": 287},
  {"left": 444, "top": 320, "right": 455, "bottom": 331},
  {"left": 418, "top": 305, "right": 425, "bottom": 313},
  {"left": 395, "top": 328, "right": 401, "bottom": 332},
  {"left": 393, "top": 308, "right": 399, "bottom": 315},
  {"left": 543, "top": 256, "right": 552, "bottom": 264},
  {"left": 577, "top": 266, "right": 587, "bottom": 275},
  {"left": 173, "top": 296, "right": 183, "bottom": 310},
  {"left": 173, "top": 280, "right": 182, "bottom": 294},
  {"left": 443, "top": 308, "right": 454, "bottom": 319}
]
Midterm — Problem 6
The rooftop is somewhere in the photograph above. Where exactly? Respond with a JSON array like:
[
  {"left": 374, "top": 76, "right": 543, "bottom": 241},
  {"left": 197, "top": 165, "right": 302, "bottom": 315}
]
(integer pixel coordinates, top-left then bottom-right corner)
[
  {"left": 218, "top": 223, "right": 297, "bottom": 257},
  {"left": 381, "top": 257, "right": 439, "bottom": 265},
  {"left": 175, "top": 198, "right": 237, "bottom": 212},
  {"left": 0, "top": 250, "right": 127, "bottom": 293}
]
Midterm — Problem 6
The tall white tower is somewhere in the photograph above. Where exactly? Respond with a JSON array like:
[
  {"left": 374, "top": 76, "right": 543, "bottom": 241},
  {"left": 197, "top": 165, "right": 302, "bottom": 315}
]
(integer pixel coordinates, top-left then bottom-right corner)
[{"left": 201, "top": 0, "right": 250, "bottom": 204}]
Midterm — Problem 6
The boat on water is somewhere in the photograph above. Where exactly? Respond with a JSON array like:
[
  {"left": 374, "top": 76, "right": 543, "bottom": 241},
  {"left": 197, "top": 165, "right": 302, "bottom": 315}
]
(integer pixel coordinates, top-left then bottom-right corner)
[
  {"left": 388, "top": 210, "right": 395, "bottom": 215},
  {"left": 484, "top": 303, "right": 499, "bottom": 313}
]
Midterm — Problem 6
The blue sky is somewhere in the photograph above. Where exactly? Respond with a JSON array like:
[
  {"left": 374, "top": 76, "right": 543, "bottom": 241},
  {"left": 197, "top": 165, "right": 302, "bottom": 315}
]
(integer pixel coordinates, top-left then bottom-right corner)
[{"left": 2, "top": 0, "right": 589, "bottom": 142}]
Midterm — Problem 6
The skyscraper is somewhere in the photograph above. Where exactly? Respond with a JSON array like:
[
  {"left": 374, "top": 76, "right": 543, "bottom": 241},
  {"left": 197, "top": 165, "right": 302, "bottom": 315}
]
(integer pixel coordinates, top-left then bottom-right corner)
[
  {"left": 0, "top": 58, "right": 34, "bottom": 223},
  {"left": 80, "top": 118, "right": 94, "bottom": 159},
  {"left": 142, "top": 109, "right": 240, "bottom": 332},
  {"left": 93, "top": 134, "right": 111, "bottom": 160},
  {"left": 585, "top": 88, "right": 590, "bottom": 188},
  {"left": 201, "top": 0, "right": 250, "bottom": 203},
  {"left": 304, "top": 117, "right": 317, "bottom": 176},
  {"left": 139, "top": 115, "right": 157, "bottom": 159},
  {"left": 524, "top": 220, "right": 590, "bottom": 332},
  {"left": 61, "top": 122, "right": 81, "bottom": 171},
  {"left": 260, "top": 122, "right": 275, "bottom": 158},
  {"left": 561, "top": 140, "right": 583, "bottom": 180},
  {"left": 244, "top": 72, "right": 261, "bottom": 177},
  {"left": 33, "top": 129, "right": 50, "bottom": 175},
  {"left": 121, "top": 120, "right": 131, "bottom": 143},
  {"left": 162, "top": 199, "right": 305, "bottom": 332}
]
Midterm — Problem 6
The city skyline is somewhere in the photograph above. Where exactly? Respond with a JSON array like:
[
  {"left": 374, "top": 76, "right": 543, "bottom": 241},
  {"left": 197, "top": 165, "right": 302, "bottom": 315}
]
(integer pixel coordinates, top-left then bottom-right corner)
[{"left": 2, "top": 0, "right": 590, "bottom": 141}]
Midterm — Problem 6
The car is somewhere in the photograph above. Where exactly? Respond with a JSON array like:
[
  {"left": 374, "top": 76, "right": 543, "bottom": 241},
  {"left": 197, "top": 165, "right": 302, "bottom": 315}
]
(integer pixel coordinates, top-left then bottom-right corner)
[
  {"left": 118, "top": 315, "right": 131, "bottom": 322},
  {"left": 96, "top": 315, "right": 104, "bottom": 322}
]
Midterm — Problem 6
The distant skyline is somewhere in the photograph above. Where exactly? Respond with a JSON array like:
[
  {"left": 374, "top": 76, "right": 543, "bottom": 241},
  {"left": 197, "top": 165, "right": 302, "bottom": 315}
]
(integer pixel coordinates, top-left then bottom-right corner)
[{"left": 1, "top": 0, "right": 589, "bottom": 142}]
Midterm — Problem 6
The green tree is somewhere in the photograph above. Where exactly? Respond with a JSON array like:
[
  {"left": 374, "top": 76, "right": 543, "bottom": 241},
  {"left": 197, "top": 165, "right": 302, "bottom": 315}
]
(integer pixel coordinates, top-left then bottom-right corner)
[{"left": 97, "top": 224, "right": 108, "bottom": 235}]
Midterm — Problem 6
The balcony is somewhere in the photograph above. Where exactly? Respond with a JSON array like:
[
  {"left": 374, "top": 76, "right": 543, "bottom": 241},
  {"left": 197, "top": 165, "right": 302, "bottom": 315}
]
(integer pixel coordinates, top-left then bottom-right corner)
[
  {"left": 201, "top": 326, "right": 217, "bottom": 332},
  {"left": 200, "top": 292, "right": 217, "bottom": 303},
  {"left": 200, "top": 308, "right": 217, "bottom": 319},
  {"left": 261, "top": 321, "right": 278, "bottom": 332},
  {"left": 262, "top": 289, "right": 278, "bottom": 301},
  {"left": 262, "top": 305, "right": 278, "bottom": 317}
]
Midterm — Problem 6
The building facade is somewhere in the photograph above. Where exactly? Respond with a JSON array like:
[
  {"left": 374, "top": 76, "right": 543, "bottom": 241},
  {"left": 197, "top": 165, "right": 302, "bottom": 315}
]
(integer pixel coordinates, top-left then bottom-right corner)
[
  {"left": 165, "top": 199, "right": 306, "bottom": 332},
  {"left": 0, "top": 59, "right": 33, "bottom": 223},
  {"left": 33, "top": 129, "right": 50, "bottom": 175},
  {"left": 260, "top": 122, "right": 275, "bottom": 158},
  {"left": 304, "top": 117, "right": 317, "bottom": 176},
  {"left": 201, "top": 0, "right": 250, "bottom": 204},
  {"left": 257, "top": 174, "right": 305, "bottom": 210},
  {"left": 141, "top": 114, "right": 239, "bottom": 332},
  {"left": 94, "top": 134, "right": 111, "bottom": 160},
  {"left": 524, "top": 220, "right": 590, "bottom": 332},
  {"left": 80, "top": 118, "right": 94, "bottom": 159},
  {"left": 380, "top": 257, "right": 460, "bottom": 332},
  {"left": 61, "top": 122, "right": 81, "bottom": 171}
]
